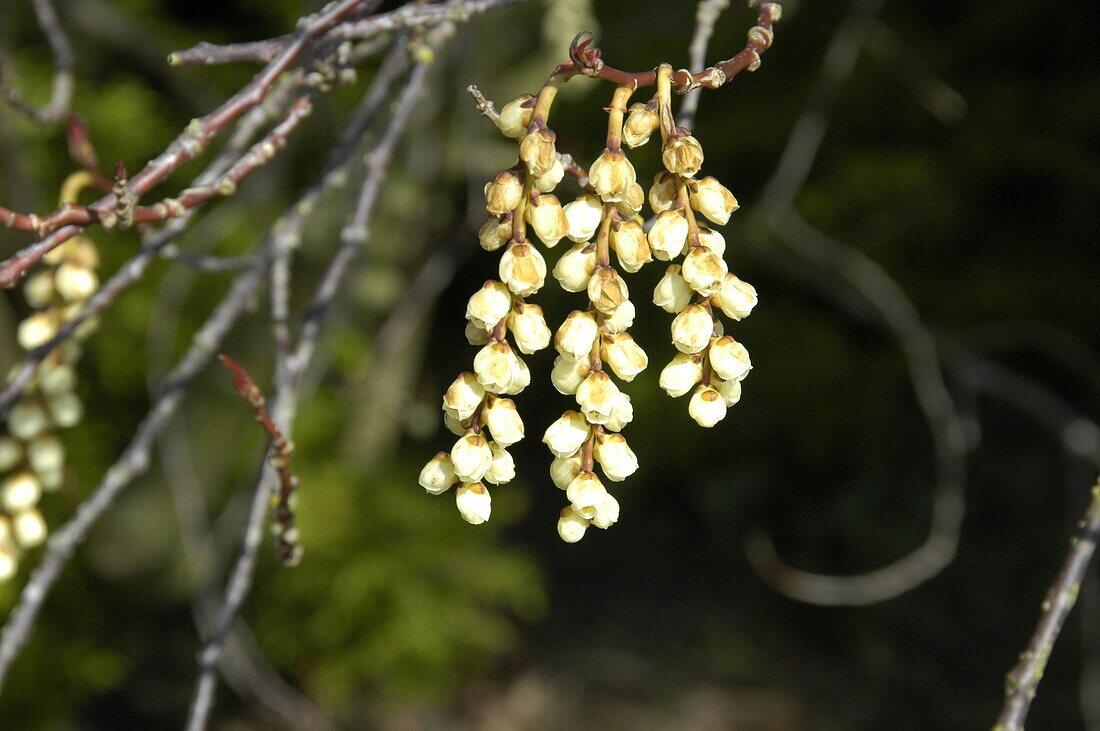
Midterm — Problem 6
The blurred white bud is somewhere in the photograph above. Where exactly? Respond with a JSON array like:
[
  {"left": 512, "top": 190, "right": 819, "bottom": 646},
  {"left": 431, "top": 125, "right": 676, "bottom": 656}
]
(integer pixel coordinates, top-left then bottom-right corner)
[
  {"left": 499, "top": 243, "right": 547, "bottom": 297},
  {"left": 484, "top": 170, "right": 524, "bottom": 215},
  {"left": 576, "top": 371, "right": 621, "bottom": 423},
  {"left": 8, "top": 400, "right": 50, "bottom": 440},
  {"left": 604, "top": 391, "right": 634, "bottom": 432},
  {"left": 473, "top": 341, "right": 521, "bottom": 394},
  {"left": 610, "top": 219, "right": 651, "bottom": 273},
  {"left": 602, "top": 299, "right": 635, "bottom": 334},
  {"left": 688, "top": 384, "right": 727, "bottom": 427},
  {"left": 591, "top": 492, "right": 620, "bottom": 529},
  {"left": 478, "top": 214, "right": 512, "bottom": 252},
  {"left": 1, "top": 471, "right": 42, "bottom": 512},
  {"left": 525, "top": 193, "right": 568, "bottom": 247},
  {"left": 566, "top": 471, "right": 608, "bottom": 519},
  {"left": 587, "top": 267, "right": 629, "bottom": 315},
  {"left": 554, "top": 310, "right": 599, "bottom": 358},
  {"left": 696, "top": 227, "right": 726, "bottom": 257},
  {"left": 0, "top": 436, "right": 22, "bottom": 472},
  {"left": 601, "top": 333, "right": 648, "bottom": 382},
  {"left": 623, "top": 102, "right": 660, "bottom": 148},
  {"left": 498, "top": 94, "right": 534, "bottom": 138},
  {"left": 648, "top": 210, "right": 689, "bottom": 261},
  {"left": 485, "top": 441, "right": 516, "bottom": 485},
  {"left": 466, "top": 280, "right": 512, "bottom": 330},
  {"left": 662, "top": 131, "right": 704, "bottom": 177},
  {"left": 0, "top": 547, "right": 17, "bottom": 582},
  {"left": 671, "top": 305, "right": 714, "bottom": 354},
  {"left": 717, "top": 376, "right": 743, "bottom": 407},
  {"left": 589, "top": 149, "right": 636, "bottom": 203},
  {"left": 709, "top": 336, "right": 752, "bottom": 382},
  {"left": 484, "top": 396, "right": 525, "bottom": 445},
  {"left": 12, "top": 508, "right": 47, "bottom": 548},
  {"left": 712, "top": 273, "right": 758, "bottom": 320},
  {"left": 55, "top": 263, "right": 98, "bottom": 302},
  {"left": 38, "top": 362, "right": 76, "bottom": 396},
  {"left": 419, "top": 452, "right": 457, "bottom": 494},
  {"left": 648, "top": 171, "right": 678, "bottom": 213},
  {"left": 551, "top": 353, "right": 591, "bottom": 395},
  {"left": 689, "top": 176, "right": 739, "bottom": 225},
  {"left": 595, "top": 432, "right": 638, "bottom": 482},
  {"left": 552, "top": 242, "right": 597, "bottom": 293},
  {"left": 18, "top": 312, "right": 58, "bottom": 350},
  {"left": 519, "top": 127, "right": 558, "bottom": 177},
  {"left": 26, "top": 434, "right": 64, "bottom": 474},
  {"left": 443, "top": 372, "right": 485, "bottom": 421},
  {"left": 508, "top": 302, "right": 551, "bottom": 354},
  {"left": 563, "top": 194, "right": 604, "bottom": 243},
  {"left": 557, "top": 506, "right": 590, "bottom": 543},
  {"left": 659, "top": 353, "right": 704, "bottom": 398},
  {"left": 44, "top": 235, "right": 99, "bottom": 268},
  {"left": 450, "top": 433, "right": 494, "bottom": 482},
  {"left": 455, "top": 482, "right": 492, "bottom": 525},
  {"left": 533, "top": 157, "right": 565, "bottom": 193},
  {"left": 550, "top": 450, "right": 584, "bottom": 490},
  {"left": 543, "top": 411, "right": 591, "bottom": 458},
  {"left": 24, "top": 272, "right": 55, "bottom": 309},
  {"left": 681, "top": 246, "right": 728, "bottom": 296},
  {"left": 652, "top": 265, "right": 693, "bottom": 313}
]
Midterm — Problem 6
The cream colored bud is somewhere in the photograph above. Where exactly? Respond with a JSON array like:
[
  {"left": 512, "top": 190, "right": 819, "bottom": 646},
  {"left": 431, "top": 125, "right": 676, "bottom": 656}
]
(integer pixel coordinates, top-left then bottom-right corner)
[
  {"left": 26, "top": 434, "right": 64, "bottom": 474},
  {"left": 0, "top": 547, "right": 17, "bottom": 582},
  {"left": 443, "top": 372, "right": 485, "bottom": 421},
  {"left": 709, "top": 336, "right": 752, "bottom": 382},
  {"left": 604, "top": 391, "right": 634, "bottom": 432},
  {"left": 647, "top": 210, "right": 689, "bottom": 261},
  {"left": 623, "top": 102, "right": 659, "bottom": 148},
  {"left": 551, "top": 354, "right": 591, "bottom": 395},
  {"left": 8, "top": 400, "right": 49, "bottom": 440},
  {"left": 37, "top": 467, "right": 64, "bottom": 492},
  {"left": 696, "top": 227, "right": 726, "bottom": 257},
  {"left": 419, "top": 452, "right": 457, "bottom": 495},
  {"left": 671, "top": 304, "right": 714, "bottom": 354},
  {"left": 587, "top": 267, "right": 629, "bottom": 315},
  {"left": 500, "top": 354, "right": 530, "bottom": 395},
  {"left": 465, "top": 319, "right": 491, "bottom": 346},
  {"left": 689, "top": 384, "right": 727, "bottom": 427},
  {"left": 552, "top": 242, "right": 597, "bottom": 293},
  {"left": 55, "top": 263, "right": 98, "bottom": 302},
  {"left": 0, "top": 436, "right": 22, "bottom": 472},
  {"left": 24, "top": 272, "right": 55, "bottom": 309},
  {"left": 563, "top": 194, "right": 604, "bottom": 243},
  {"left": 38, "top": 363, "right": 76, "bottom": 395},
  {"left": 484, "top": 396, "right": 524, "bottom": 446},
  {"left": 444, "top": 409, "right": 467, "bottom": 436},
  {"left": 533, "top": 157, "right": 564, "bottom": 193},
  {"left": 473, "top": 341, "right": 521, "bottom": 394},
  {"left": 508, "top": 302, "right": 551, "bottom": 354},
  {"left": 591, "top": 492, "right": 620, "bottom": 529},
  {"left": 519, "top": 128, "right": 558, "bottom": 177},
  {"left": 649, "top": 171, "right": 679, "bottom": 213},
  {"left": 595, "top": 432, "right": 638, "bottom": 481},
  {"left": 557, "top": 506, "right": 590, "bottom": 543},
  {"left": 610, "top": 219, "right": 651, "bottom": 273},
  {"left": 681, "top": 245, "right": 728, "bottom": 296},
  {"left": 12, "top": 508, "right": 47, "bottom": 548},
  {"left": 551, "top": 451, "right": 583, "bottom": 490},
  {"left": 717, "top": 376, "right": 743, "bottom": 407},
  {"left": 576, "top": 370, "right": 621, "bottom": 423},
  {"left": 46, "top": 392, "right": 83, "bottom": 428},
  {"left": 499, "top": 243, "right": 546, "bottom": 297},
  {"left": 712, "top": 274, "right": 758, "bottom": 320},
  {"left": 525, "top": 193, "right": 568, "bottom": 247},
  {"left": 566, "top": 471, "right": 609, "bottom": 519},
  {"left": 484, "top": 170, "right": 524, "bottom": 215},
  {"left": 1, "top": 471, "right": 42, "bottom": 512},
  {"left": 603, "top": 299, "right": 635, "bottom": 334},
  {"left": 478, "top": 214, "right": 511, "bottom": 252},
  {"left": 18, "top": 312, "right": 57, "bottom": 350},
  {"left": 44, "top": 235, "right": 98, "bottom": 268},
  {"left": 601, "top": 333, "right": 648, "bottom": 382},
  {"left": 498, "top": 94, "right": 534, "bottom": 138},
  {"left": 450, "top": 433, "right": 494, "bottom": 482},
  {"left": 659, "top": 353, "right": 704, "bottom": 397},
  {"left": 615, "top": 183, "right": 645, "bottom": 217},
  {"left": 689, "top": 176, "right": 739, "bottom": 225},
  {"left": 455, "top": 482, "right": 492, "bottom": 525},
  {"left": 543, "top": 410, "right": 591, "bottom": 458},
  {"left": 485, "top": 441, "right": 516, "bottom": 485},
  {"left": 554, "top": 310, "right": 599, "bottom": 358},
  {"left": 662, "top": 131, "right": 705, "bottom": 177},
  {"left": 588, "top": 148, "right": 636, "bottom": 202},
  {"left": 466, "top": 280, "right": 512, "bottom": 330},
  {"left": 653, "top": 265, "right": 693, "bottom": 313}
]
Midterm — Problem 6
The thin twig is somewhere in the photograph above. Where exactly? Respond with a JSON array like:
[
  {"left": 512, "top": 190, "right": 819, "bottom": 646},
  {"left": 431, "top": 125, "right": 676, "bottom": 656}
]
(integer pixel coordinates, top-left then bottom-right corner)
[
  {"left": 0, "top": 0, "right": 74, "bottom": 124},
  {"left": 678, "top": 0, "right": 729, "bottom": 131}
]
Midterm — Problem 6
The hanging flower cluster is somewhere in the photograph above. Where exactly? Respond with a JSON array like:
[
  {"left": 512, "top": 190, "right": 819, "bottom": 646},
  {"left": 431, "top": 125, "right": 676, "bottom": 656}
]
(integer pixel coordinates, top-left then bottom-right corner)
[{"left": 0, "top": 173, "right": 100, "bottom": 580}]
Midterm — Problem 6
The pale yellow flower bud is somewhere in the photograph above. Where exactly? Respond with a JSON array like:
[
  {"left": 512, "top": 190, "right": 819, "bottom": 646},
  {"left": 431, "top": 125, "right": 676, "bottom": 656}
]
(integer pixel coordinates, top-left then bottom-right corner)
[
  {"left": 566, "top": 471, "right": 609, "bottom": 519},
  {"left": 586, "top": 267, "right": 629, "bottom": 315},
  {"left": 709, "top": 336, "right": 752, "bottom": 382},
  {"left": 659, "top": 352, "right": 704, "bottom": 399},
  {"left": 623, "top": 102, "right": 660, "bottom": 148},
  {"left": 38, "top": 362, "right": 76, "bottom": 395},
  {"left": 55, "top": 263, "right": 98, "bottom": 302},
  {"left": 26, "top": 434, "right": 64, "bottom": 474},
  {"left": 610, "top": 219, "right": 651, "bottom": 273},
  {"left": 8, "top": 400, "right": 49, "bottom": 441},
  {"left": 557, "top": 506, "right": 590, "bottom": 543},
  {"left": 717, "top": 376, "right": 743, "bottom": 406},
  {"left": 552, "top": 242, "right": 597, "bottom": 293},
  {"left": 519, "top": 128, "right": 558, "bottom": 177},
  {"left": 0, "top": 546, "right": 16, "bottom": 582},
  {"left": 508, "top": 302, "right": 551, "bottom": 354},
  {"left": 0, "top": 436, "right": 22, "bottom": 472},
  {"left": 419, "top": 452, "right": 457, "bottom": 494},
  {"left": 44, "top": 235, "right": 98, "bottom": 268},
  {"left": 550, "top": 451, "right": 584, "bottom": 490},
  {"left": 465, "top": 320, "right": 491, "bottom": 346},
  {"left": 551, "top": 353, "right": 591, "bottom": 395},
  {"left": 443, "top": 371, "right": 486, "bottom": 421},
  {"left": 498, "top": 94, "right": 534, "bottom": 138},
  {"left": 525, "top": 193, "right": 568, "bottom": 247},
  {"left": 554, "top": 310, "right": 599, "bottom": 358},
  {"left": 12, "top": 508, "right": 47, "bottom": 548},
  {"left": 595, "top": 432, "right": 638, "bottom": 481},
  {"left": 499, "top": 354, "right": 530, "bottom": 395},
  {"left": 450, "top": 433, "right": 494, "bottom": 482},
  {"left": 484, "top": 170, "right": 524, "bottom": 215},
  {"left": 46, "top": 392, "right": 83, "bottom": 428},
  {"left": 473, "top": 341, "right": 521, "bottom": 394},
  {"left": 1, "top": 471, "right": 42, "bottom": 512},
  {"left": 603, "top": 299, "right": 635, "bottom": 334},
  {"left": 37, "top": 467, "right": 63, "bottom": 492},
  {"left": 563, "top": 193, "right": 604, "bottom": 243},
  {"left": 576, "top": 370, "right": 621, "bottom": 423},
  {"left": 649, "top": 171, "right": 678, "bottom": 213},
  {"left": 696, "top": 227, "right": 726, "bottom": 257},
  {"left": 600, "top": 333, "right": 648, "bottom": 382},
  {"left": 591, "top": 492, "right": 620, "bottom": 529},
  {"left": 18, "top": 312, "right": 57, "bottom": 350},
  {"left": 615, "top": 183, "right": 645, "bottom": 217},
  {"left": 688, "top": 384, "right": 727, "bottom": 427},
  {"left": 466, "top": 280, "right": 512, "bottom": 330},
  {"left": 647, "top": 210, "right": 689, "bottom": 261},
  {"left": 662, "top": 131, "right": 704, "bottom": 177},
  {"left": 653, "top": 265, "right": 693, "bottom": 313},
  {"left": 455, "top": 482, "right": 492, "bottom": 525},
  {"left": 671, "top": 304, "right": 714, "bottom": 354},
  {"left": 712, "top": 273, "right": 758, "bottom": 320},
  {"left": 485, "top": 441, "right": 516, "bottom": 485},
  {"left": 499, "top": 243, "right": 546, "bottom": 297},
  {"left": 24, "top": 272, "right": 55, "bottom": 309},
  {"left": 484, "top": 396, "right": 525, "bottom": 446},
  {"left": 689, "top": 176, "right": 739, "bottom": 225},
  {"left": 533, "top": 157, "right": 565, "bottom": 193},
  {"left": 589, "top": 149, "right": 636, "bottom": 202},
  {"left": 604, "top": 391, "right": 634, "bottom": 432},
  {"left": 543, "top": 410, "right": 591, "bottom": 458},
  {"left": 681, "top": 245, "right": 728, "bottom": 296},
  {"left": 444, "top": 410, "right": 467, "bottom": 436},
  {"left": 478, "top": 214, "right": 511, "bottom": 252}
]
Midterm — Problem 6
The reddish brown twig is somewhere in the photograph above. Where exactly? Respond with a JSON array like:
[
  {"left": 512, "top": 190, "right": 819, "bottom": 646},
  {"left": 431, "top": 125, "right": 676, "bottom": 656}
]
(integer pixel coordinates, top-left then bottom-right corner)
[
  {"left": 218, "top": 355, "right": 301, "bottom": 567},
  {"left": 65, "top": 115, "right": 113, "bottom": 192}
]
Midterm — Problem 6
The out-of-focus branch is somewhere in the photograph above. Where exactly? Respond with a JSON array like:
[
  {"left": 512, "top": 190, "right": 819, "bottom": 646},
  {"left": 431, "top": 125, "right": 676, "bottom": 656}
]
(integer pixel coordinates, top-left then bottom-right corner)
[
  {"left": 678, "top": 0, "right": 730, "bottom": 131},
  {"left": 0, "top": 0, "right": 74, "bottom": 124}
]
